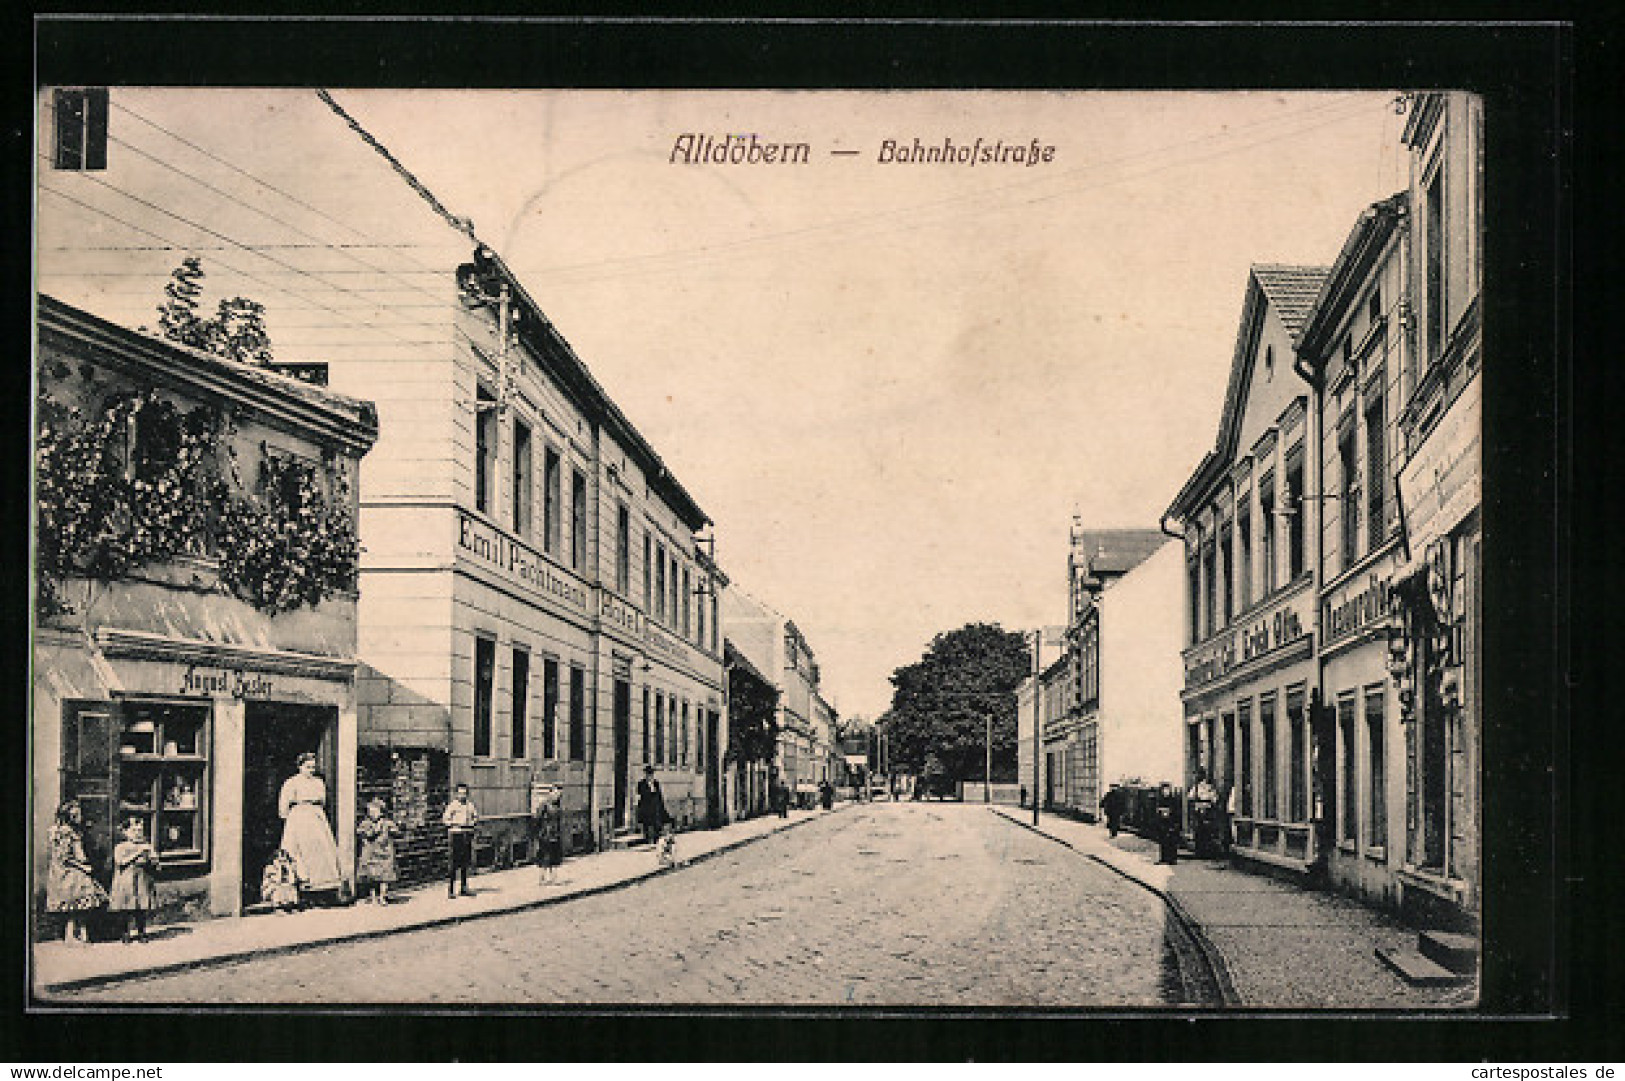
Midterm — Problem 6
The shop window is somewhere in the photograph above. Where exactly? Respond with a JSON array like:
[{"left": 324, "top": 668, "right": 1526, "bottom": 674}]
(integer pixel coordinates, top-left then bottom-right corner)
[
  {"left": 512, "top": 419, "right": 532, "bottom": 537},
  {"left": 511, "top": 648, "right": 529, "bottom": 759},
  {"left": 1260, "top": 695, "right": 1278, "bottom": 820},
  {"left": 1339, "top": 694, "right": 1358, "bottom": 843},
  {"left": 116, "top": 701, "right": 211, "bottom": 866},
  {"left": 654, "top": 693, "right": 666, "bottom": 765},
  {"left": 1238, "top": 700, "right": 1254, "bottom": 817},
  {"left": 543, "top": 447, "right": 561, "bottom": 555},
  {"left": 616, "top": 504, "right": 631, "bottom": 594},
  {"left": 568, "top": 665, "right": 586, "bottom": 761},
  {"left": 1338, "top": 417, "right": 1359, "bottom": 568},
  {"left": 52, "top": 88, "right": 108, "bottom": 171},
  {"left": 570, "top": 469, "right": 587, "bottom": 572},
  {"left": 473, "top": 637, "right": 495, "bottom": 758},
  {"left": 1366, "top": 393, "right": 1387, "bottom": 545},
  {"left": 1287, "top": 688, "right": 1307, "bottom": 823},
  {"left": 1259, "top": 473, "right": 1277, "bottom": 594},
  {"left": 1285, "top": 449, "right": 1306, "bottom": 580},
  {"left": 542, "top": 658, "right": 559, "bottom": 759},
  {"left": 1365, "top": 687, "right": 1386, "bottom": 849},
  {"left": 1221, "top": 713, "right": 1236, "bottom": 793},
  {"left": 474, "top": 386, "right": 497, "bottom": 515}
]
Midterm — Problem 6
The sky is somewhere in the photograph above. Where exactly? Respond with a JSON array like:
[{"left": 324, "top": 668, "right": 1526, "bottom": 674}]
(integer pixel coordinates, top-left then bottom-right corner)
[{"left": 36, "top": 89, "right": 1410, "bottom": 720}]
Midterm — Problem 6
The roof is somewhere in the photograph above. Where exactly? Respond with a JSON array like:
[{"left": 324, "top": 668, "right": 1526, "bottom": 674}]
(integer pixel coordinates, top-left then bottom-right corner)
[
  {"left": 1070, "top": 528, "right": 1168, "bottom": 579},
  {"left": 724, "top": 639, "right": 775, "bottom": 690},
  {"left": 1251, "top": 264, "right": 1332, "bottom": 343},
  {"left": 1297, "top": 193, "right": 1408, "bottom": 364}
]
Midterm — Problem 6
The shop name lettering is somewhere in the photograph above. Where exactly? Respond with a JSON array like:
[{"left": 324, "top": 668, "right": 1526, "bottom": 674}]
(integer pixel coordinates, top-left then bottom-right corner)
[
  {"left": 181, "top": 665, "right": 273, "bottom": 698},
  {"left": 1185, "top": 606, "right": 1306, "bottom": 687},
  {"left": 459, "top": 514, "right": 588, "bottom": 611},
  {"left": 599, "top": 591, "right": 645, "bottom": 636},
  {"left": 1323, "top": 573, "right": 1392, "bottom": 643}
]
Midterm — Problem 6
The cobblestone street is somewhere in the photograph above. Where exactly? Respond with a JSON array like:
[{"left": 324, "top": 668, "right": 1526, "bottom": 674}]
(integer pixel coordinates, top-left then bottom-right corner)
[{"left": 69, "top": 803, "right": 1184, "bottom": 1007}]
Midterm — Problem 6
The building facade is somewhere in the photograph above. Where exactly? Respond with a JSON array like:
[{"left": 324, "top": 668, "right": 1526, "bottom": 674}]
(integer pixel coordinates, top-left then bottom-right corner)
[
  {"left": 34, "top": 296, "right": 377, "bottom": 918},
  {"left": 1164, "top": 264, "right": 1330, "bottom": 878}
]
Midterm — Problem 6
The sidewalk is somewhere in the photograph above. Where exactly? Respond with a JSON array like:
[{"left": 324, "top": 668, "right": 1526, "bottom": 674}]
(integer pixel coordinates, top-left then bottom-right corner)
[
  {"left": 34, "top": 805, "right": 837, "bottom": 998},
  {"left": 990, "top": 806, "right": 1477, "bottom": 1010}
]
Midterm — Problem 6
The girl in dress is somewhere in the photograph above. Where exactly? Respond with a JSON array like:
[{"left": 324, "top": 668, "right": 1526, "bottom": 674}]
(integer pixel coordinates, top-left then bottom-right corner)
[
  {"left": 46, "top": 800, "right": 108, "bottom": 944},
  {"left": 530, "top": 784, "right": 564, "bottom": 886},
  {"left": 109, "top": 818, "right": 158, "bottom": 942},
  {"left": 354, "top": 797, "right": 399, "bottom": 904},
  {"left": 277, "top": 752, "right": 343, "bottom": 902}
]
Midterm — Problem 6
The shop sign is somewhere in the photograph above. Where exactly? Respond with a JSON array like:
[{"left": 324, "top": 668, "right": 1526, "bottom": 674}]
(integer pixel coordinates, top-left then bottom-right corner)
[
  {"left": 598, "top": 589, "right": 646, "bottom": 638},
  {"left": 1398, "top": 375, "right": 1480, "bottom": 552},
  {"left": 1183, "top": 588, "right": 1311, "bottom": 690},
  {"left": 1322, "top": 551, "right": 1400, "bottom": 647},
  {"left": 645, "top": 623, "right": 711, "bottom": 678},
  {"left": 180, "top": 664, "right": 274, "bottom": 698},
  {"left": 458, "top": 511, "right": 589, "bottom": 614}
]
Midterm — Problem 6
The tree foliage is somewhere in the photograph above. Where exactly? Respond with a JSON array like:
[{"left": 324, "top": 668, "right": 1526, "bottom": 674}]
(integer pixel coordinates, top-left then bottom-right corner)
[
  {"left": 153, "top": 256, "right": 274, "bottom": 366},
  {"left": 726, "top": 661, "right": 780, "bottom": 766},
  {"left": 883, "top": 622, "right": 1031, "bottom": 784}
]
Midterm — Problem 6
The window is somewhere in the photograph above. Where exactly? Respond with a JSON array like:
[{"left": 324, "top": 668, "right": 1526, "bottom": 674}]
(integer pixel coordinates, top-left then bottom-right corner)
[
  {"left": 1261, "top": 694, "right": 1278, "bottom": 820},
  {"left": 1425, "top": 167, "right": 1446, "bottom": 363},
  {"left": 568, "top": 666, "right": 586, "bottom": 761},
  {"left": 643, "top": 531, "right": 653, "bottom": 610},
  {"left": 1365, "top": 687, "right": 1387, "bottom": 848},
  {"left": 616, "top": 504, "right": 631, "bottom": 594},
  {"left": 570, "top": 469, "right": 587, "bottom": 572},
  {"left": 654, "top": 693, "right": 666, "bottom": 765},
  {"left": 53, "top": 88, "right": 108, "bottom": 171},
  {"left": 1259, "top": 473, "right": 1277, "bottom": 594},
  {"left": 543, "top": 447, "right": 562, "bottom": 555},
  {"left": 512, "top": 420, "right": 533, "bottom": 536},
  {"left": 542, "top": 658, "right": 559, "bottom": 759},
  {"left": 1288, "top": 687, "right": 1307, "bottom": 823},
  {"left": 1263, "top": 344, "right": 1274, "bottom": 380},
  {"left": 1366, "top": 393, "right": 1387, "bottom": 546},
  {"left": 1369, "top": 287, "right": 1382, "bottom": 329},
  {"left": 642, "top": 687, "right": 651, "bottom": 764},
  {"left": 1202, "top": 536, "right": 1217, "bottom": 638},
  {"left": 681, "top": 568, "right": 692, "bottom": 637},
  {"left": 697, "top": 580, "right": 707, "bottom": 647},
  {"left": 710, "top": 594, "right": 719, "bottom": 653},
  {"left": 1238, "top": 699, "right": 1254, "bottom": 817},
  {"left": 697, "top": 710, "right": 707, "bottom": 774},
  {"left": 511, "top": 648, "right": 529, "bottom": 759},
  {"left": 114, "top": 701, "right": 210, "bottom": 865},
  {"left": 670, "top": 561, "right": 681, "bottom": 631},
  {"left": 1338, "top": 417, "right": 1359, "bottom": 568},
  {"left": 473, "top": 637, "right": 495, "bottom": 758},
  {"left": 474, "top": 387, "right": 497, "bottom": 514},
  {"left": 1285, "top": 450, "right": 1305, "bottom": 580},
  {"left": 681, "top": 701, "right": 690, "bottom": 766},
  {"left": 1187, "top": 550, "right": 1201, "bottom": 645},
  {"left": 1237, "top": 505, "right": 1252, "bottom": 610},
  {"left": 654, "top": 545, "right": 667, "bottom": 622},
  {"left": 1219, "top": 521, "right": 1234, "bottom": 625},
  {"left": 1339, "top": 694, "right": 1358, "bottom": 843}
]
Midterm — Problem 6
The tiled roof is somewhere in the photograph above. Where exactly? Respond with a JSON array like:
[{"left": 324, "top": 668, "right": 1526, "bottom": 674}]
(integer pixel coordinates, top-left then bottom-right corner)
[
  {"left": 1252, "top": 264, "right": 1331, "bottom": 342},
  {"left": 1071, "top": 528, "right": 1168, "bottom": 577}
]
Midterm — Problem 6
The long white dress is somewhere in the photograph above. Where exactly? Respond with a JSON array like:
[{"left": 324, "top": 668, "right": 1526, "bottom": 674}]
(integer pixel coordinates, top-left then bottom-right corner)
[{"left": 277, "top": 774, "right": 343, "bottom": 892}]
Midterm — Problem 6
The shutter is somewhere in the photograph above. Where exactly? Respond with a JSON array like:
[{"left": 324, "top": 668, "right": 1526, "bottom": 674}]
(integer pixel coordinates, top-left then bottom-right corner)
[{"left": 61, "top": 701, "right": 119, "bottom": 875}]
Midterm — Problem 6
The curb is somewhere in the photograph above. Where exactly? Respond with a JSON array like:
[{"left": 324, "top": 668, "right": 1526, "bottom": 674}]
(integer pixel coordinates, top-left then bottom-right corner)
[
  {"left": 38, "top": 807, "right": 841, "bottom": 997},
  {"left": 988, "top": 806, "right": 1242, "bottom": 1009}
]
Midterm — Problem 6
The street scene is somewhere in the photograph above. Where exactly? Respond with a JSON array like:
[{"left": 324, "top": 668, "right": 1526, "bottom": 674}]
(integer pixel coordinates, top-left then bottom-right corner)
[{"left": 32, "top": 87, "right": 1483, "bottom": 1008}]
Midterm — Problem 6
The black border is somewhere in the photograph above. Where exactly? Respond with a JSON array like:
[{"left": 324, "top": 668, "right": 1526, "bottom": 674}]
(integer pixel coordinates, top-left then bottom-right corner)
[{"left": 13, "top": 14, "right": 1589, "bottom": 1063}]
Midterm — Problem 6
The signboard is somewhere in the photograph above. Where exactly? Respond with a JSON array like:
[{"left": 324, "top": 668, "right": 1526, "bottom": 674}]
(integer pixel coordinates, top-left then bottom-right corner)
[
  {"left": 458, "top": 511, "right": 590, "bottom": 614},
  {"left": 179, "top": 664, "right": 274, "bottom": 698},
  {"left": 1398, "top": 375, "right": 1480, "bottom": 552},
  {"left": 1183, "top": 584, "right": 1312, "bottom": 690},
  {"left": 599, "top": 589, "right": 646, "bottom": 638},
  {"left": 1321, "top": 549, "right": 1400, "bottom": 649}
]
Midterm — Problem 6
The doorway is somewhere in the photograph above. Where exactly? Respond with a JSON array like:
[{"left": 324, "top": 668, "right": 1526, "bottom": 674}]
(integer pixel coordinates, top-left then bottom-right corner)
[
  {"left": 612, "top": 680, "right": 631, "bottom": 828},
  {"left": 705, "top": 710, "right": 722, "bottom": 826},
  {"left": 242, "top": 702, "right": 337, "bottom": 906}
]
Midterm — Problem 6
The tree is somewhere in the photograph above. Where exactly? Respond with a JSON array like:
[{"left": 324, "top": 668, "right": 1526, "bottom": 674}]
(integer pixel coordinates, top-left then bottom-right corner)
[
  {"left": 725, "top": 660, "right": 780, "bottom": 767},
  {"left": 883, "top": 622, "right": 1031, "bottom": 786},
  {"left": 151, "top": 256, "right": 274, "bottom": 366}
]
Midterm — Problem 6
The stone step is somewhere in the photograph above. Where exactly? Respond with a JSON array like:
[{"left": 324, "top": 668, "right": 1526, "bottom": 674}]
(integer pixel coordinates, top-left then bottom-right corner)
[
  {"left": 1376, "top": 945, "right": 1471, "bottom": 986},
  {"left": 607, "top": 828, "right": 647, "bottom": 850},
  {"left": 1418, "top": 930, "right": 1479, "bottom": 974}
]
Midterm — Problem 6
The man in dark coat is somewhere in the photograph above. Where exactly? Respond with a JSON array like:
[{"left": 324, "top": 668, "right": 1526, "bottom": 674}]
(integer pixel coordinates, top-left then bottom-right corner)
[
  {"left": 1101, "top": 784, "right": 1125, "bottom": 837},
  {"left": 636, "top": 766, "right": 667, "bottom": 846},
  {"left": 1155, "top": 782, "right": 1181, "bottom": 865}
]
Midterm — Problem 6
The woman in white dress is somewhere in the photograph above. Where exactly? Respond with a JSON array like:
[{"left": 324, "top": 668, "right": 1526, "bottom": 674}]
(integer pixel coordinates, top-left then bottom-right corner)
[{"left": 277, "top": 752, "right": 343, "bottom": 897}]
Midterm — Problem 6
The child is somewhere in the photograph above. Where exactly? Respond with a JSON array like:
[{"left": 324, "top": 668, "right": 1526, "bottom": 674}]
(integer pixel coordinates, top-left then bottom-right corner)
[
  {"left": 260, "top": 850, "right": 301, "bottom": 913},
  {"left": 46, "top": 800, "right": 108, "bottom": 944},
  {"left": 530, "top": 784, "right": 564, "bottom": 887},
  {"left": 355, "top": 798, "right": 400, "bottom": 905},
  {"left": 109, "top": 818, "right": 158, "bottom": 942},
  {"left": 441, "top": 783, "right": 479, "bottom": 898},
  {"left": 657, "top": 817, "right": 678, "bottom": 869}
]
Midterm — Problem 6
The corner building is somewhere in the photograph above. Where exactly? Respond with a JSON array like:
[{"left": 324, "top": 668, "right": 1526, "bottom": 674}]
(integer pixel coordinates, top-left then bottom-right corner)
[{"left": 1164, "top": 264, "right": 1329, "bottom": 878}]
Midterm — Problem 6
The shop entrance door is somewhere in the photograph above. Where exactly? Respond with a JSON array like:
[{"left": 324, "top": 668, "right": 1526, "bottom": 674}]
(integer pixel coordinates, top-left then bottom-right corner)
[
  {"left": 705, "top": 710, "right": 722, "bottom": 826},
  {"left": 612, "top": 680, "right": 631, "bottom": 828},
  {"left": 242, "top": 702, "right": 337, "bottom": 906}
]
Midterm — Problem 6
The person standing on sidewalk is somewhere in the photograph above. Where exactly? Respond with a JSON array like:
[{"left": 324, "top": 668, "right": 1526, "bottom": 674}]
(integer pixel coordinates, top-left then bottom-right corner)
[
  {"left": 355, "top": 797, "right": 400, "bottom": 905},
  {"left": 530, "top": 783, "right": 564, "bottom": 886},
  {"left": 636, "top": 767, "right": 667, "bottom": 847},
  {"left": 1155, "top": 782, "right": 1181, "bottom": 865},
  {"left": 46, "top": 800, "right": 107, "bottom": 944},
  {"left": 442, "top": 783, "right": 480, "bottom": 898}
]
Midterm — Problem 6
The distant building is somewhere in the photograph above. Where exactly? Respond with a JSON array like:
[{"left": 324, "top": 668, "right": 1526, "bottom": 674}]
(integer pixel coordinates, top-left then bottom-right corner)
[{"left": 720, "top": 588, "right": 830, "bottom": 806}]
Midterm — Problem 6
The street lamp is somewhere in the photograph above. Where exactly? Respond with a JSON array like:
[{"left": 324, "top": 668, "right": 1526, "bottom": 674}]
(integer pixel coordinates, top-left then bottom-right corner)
[{"left": 984, "top": 710, "right": 992, "bottom": 803}]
